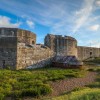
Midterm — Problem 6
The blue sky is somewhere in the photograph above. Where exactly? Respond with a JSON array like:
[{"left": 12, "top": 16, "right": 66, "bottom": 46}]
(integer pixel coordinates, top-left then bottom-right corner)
[{"left": 0, "top": 0, "right": 100, "bottom": 47}]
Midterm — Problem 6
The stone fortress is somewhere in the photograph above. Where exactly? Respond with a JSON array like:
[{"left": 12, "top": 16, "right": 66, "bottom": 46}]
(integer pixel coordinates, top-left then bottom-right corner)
[{"left": 0, "top": 28, "right": 100, "bottom": 70}]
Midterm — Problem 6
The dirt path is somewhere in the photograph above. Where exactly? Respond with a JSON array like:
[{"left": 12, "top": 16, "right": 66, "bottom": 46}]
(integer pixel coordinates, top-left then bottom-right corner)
[{"left": 49, "top": 72, "right": 97, "bottom": 96}]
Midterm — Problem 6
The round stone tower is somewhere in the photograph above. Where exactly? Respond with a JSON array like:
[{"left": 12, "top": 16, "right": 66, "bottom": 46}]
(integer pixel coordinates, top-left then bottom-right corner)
[
  {"left": 44, "top": 34, "right": 78, "bottom": 57},
  {"left": 63, "top": 36, "right": 77, "bottom": 57}
]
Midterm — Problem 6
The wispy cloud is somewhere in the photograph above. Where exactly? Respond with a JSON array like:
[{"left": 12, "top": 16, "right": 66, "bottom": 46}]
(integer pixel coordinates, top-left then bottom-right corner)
[
  {"left": 0, "top": 15, "right": 21, "bottom": 28},
  {"left": 89, "top": 24, "right": 100, "bottom": 31},
  {"left": 0, "top": 0, "right": 100, "bottom": 47},
  {"left": 26, "top": 20, "right": 35, "bottom": 29},
  {"left": 73, "top": 0, "right": 95, "bottom": 33},
  {"left": 95, "top": 0, "right": 100, "bottom": 6}
]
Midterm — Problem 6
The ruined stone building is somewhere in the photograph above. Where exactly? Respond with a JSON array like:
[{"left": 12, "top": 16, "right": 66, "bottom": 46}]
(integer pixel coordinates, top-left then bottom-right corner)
[
  {"left": 0, "top": 28, "right": 54, "bottom": 70},
  {"left": 44, "top": 34, "right": 77, "bottom": 57},
  {"left": 0, "top": 28, "right": 100, "bottom": 69}
]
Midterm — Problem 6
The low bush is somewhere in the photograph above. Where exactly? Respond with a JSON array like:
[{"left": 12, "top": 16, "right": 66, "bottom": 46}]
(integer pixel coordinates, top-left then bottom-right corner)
[
  {"left": 20, "top": 84, "right": 52, "bottom": 97},
  {"left": 0, "top": 93, "right": 5, "bottom": 100},
  {"left": 87, "top": 82, "right": 100, "bottom": 88},
  {"left": 48, "top": 88, "right": 100, "bottom": 100},
  {"left": 11, "top": 83, "right": 52, "bottom": 98},
  {"left": 11, "top": 90, "right": 21, "bottom": 98}
]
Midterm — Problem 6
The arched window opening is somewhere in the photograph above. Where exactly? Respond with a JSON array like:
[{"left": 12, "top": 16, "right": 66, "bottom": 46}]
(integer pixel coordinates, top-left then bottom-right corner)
[
  {"left": 90, "top": 52, "right": 92, "bottom": 57},
  {"left": 32, "top": 41, "right": 35, "bottom": 45},
  {"left": 11, "top": 31, "right": 14, "bottom": 36}
]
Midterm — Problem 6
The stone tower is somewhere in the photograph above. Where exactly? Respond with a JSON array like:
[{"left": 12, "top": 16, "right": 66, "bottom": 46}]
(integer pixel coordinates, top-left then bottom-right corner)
[
  {"left": 44, "top": 34, "right": 77, "bottom": 57},
  {"left": 0, "top": 28, "right": 36, "bottom": 69}
]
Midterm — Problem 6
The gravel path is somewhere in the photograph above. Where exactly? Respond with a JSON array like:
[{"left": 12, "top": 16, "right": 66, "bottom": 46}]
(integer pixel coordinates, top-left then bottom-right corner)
[{"left": 49, "top": 72, "right": 97, "bottom": 96}]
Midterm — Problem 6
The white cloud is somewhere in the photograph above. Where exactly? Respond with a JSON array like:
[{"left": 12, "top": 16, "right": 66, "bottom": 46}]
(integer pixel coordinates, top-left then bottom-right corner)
[
  {"left": 0, "top": 16, "right": 21, "bottom": 28},
  {"left": 89, "top": 24, "right": 100, "bottom": 31},
  {"left": 26, "top": 20, "right": 35, "bottom": 28},
  {"left": 95, "top": 0, "right": 100, "bottom": 6},
  {"left": 73, "top": 0, "right": 95, "bottom": 33}
]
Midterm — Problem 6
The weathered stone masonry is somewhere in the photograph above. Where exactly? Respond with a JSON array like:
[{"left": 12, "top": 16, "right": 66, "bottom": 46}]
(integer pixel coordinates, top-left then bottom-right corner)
[
  {"left": 0, "top": 28, "right": 100, "bottom": 69},
  {"left": 17, "top": 44, "right": 54, "bottom": 69},
  {"left": 77, "top": 46, "right": 100, "bottom": 60},
  {"left": 44, "top": 34, "right": 77, "bottom": 57}
]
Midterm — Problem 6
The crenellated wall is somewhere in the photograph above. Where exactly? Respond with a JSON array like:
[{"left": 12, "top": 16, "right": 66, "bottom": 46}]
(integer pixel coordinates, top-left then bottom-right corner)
[{"left": 16, "top": 44, "right": 54, "bottom": 70}]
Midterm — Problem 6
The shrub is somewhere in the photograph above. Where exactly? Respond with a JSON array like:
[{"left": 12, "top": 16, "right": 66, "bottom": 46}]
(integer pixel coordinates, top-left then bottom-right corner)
[
  {"left": 1, "top": 83, "right": 12, "bottom": 96},
  {"left": 0, "top": 87, "right": 5, "bottom": 99},
  {"left": 0, "top": 93, "right": 5, "bottom": 100},
  {"left": 50, "top": 88, "right": 100, "bottom": 100},
  {"left": 11, "top": 90, "right": 22, "bottom": 98},
  {"left": 21, "top": 84, "right": 52, "bottom": 97},
  {"left": 39, "top": 84, "right": 52, "bottom": 95},
  {"left": 87, "top": 82, "right": 100, "bottom": 88},
  {"left": 87, "top": 68, "right": 94, "bottom": 71}
]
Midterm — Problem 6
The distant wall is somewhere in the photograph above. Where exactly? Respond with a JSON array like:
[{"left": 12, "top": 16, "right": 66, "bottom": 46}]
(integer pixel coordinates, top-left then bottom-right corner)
[
  {"left": 16, "top": 44, "right": 54, "bottom": 69},
  {"left": 77, "top": 46, "right": 100, "bottom": 60}
]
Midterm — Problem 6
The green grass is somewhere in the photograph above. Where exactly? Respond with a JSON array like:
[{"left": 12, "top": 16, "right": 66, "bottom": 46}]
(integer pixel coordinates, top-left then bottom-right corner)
[
  {"left": 86, "top": 69, "right": 100, "bottom": 88},
  {"left": 47, "top": 88, "right": 100, "bottom": 100},
  {"left": 84, "top": 60, "right": 100, "bottom": 89},
  {"left": 84, "top": 57, "right": 100, "bottom": 64},
  {"left": 0, "top": 67, "right": 86, "bottom": 99}
]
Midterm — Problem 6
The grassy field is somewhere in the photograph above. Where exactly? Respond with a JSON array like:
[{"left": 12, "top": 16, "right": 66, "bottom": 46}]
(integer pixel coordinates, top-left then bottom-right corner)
[{"left": 0, "top": 67, "right": 87, "bottom": 99}]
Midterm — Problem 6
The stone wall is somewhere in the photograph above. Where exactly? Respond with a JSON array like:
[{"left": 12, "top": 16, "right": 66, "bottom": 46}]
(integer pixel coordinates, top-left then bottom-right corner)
[
  {"left": 16, "top": 44, "right": 54, "bottom": 70},
  {"left": 0, "top": 48, "right": 17, "bottom": 69},
  {"left": 0, "top": 28, "right": 17, "bottom": 69},
  {"left": 77, "top": 46, "right": 100, "bottom": 60}
]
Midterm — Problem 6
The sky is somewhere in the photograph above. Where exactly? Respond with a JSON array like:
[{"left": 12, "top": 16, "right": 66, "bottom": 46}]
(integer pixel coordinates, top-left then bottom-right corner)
[{"left": 0, "top": 0, "right": 100, "bottom": 47}]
